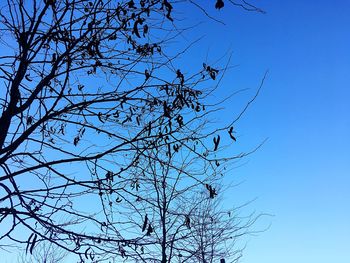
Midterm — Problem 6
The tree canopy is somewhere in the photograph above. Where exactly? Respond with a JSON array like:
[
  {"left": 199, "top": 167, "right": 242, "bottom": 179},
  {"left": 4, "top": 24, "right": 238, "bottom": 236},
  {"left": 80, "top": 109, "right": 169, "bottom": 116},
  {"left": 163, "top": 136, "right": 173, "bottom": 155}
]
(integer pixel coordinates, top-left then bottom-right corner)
[{"left": 0, "top": 0, "right": 264, "bottom": 262}]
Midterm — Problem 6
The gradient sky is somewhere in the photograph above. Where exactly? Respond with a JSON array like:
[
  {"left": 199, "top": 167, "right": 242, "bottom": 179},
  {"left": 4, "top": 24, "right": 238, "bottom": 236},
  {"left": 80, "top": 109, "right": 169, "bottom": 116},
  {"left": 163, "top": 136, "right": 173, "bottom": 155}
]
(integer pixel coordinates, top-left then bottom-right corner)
[
  {"left": 2, "top": 1, "right": 350, "bottom": 262},
  {"left": 189, "top": 1, "right": 350, "bottom": 263}
]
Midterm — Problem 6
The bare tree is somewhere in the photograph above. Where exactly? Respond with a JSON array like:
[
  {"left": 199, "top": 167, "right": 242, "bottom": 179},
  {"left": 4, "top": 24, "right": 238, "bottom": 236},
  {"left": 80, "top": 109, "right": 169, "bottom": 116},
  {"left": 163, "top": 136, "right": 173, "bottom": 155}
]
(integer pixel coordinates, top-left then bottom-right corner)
[
  {"left": 187, "top": 191, "right": 259, "bottom": 263},
  {"left": 0, "top": 0, "right": 264, "bottom": 262},
  {"left": 18, "top": 241, "right": 68, "bottom": 263},
  {"left": 96, "top": 144, "right": 261, "bottom": 263}
]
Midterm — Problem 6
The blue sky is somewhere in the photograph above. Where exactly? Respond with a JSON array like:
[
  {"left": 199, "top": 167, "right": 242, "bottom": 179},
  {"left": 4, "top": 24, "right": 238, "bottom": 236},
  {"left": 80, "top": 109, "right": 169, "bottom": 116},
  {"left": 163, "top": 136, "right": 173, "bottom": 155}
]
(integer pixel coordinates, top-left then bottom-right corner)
[
  {"left": 189, "top": 1, "right": 350, "bottom": 262},
  {"left": 2, "top": 1, "right": 349, "bottom": 262}
]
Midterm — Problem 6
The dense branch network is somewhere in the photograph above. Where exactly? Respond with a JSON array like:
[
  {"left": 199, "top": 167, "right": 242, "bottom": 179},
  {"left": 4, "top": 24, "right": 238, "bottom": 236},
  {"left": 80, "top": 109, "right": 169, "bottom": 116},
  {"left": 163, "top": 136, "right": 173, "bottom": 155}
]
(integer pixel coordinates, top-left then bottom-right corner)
[{"left": 0, "top": 0, "right": 263, "bottom": 262}]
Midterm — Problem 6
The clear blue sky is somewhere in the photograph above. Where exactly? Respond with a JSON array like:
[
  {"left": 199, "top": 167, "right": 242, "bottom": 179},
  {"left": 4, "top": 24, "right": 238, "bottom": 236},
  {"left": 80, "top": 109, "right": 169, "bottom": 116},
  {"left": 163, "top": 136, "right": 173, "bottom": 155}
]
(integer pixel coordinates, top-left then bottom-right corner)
[
  {"left": 187, "top": 1, "right": 350, "bottom": 262},
  {"left": 2, "top": 1, "right": 349, "bottom": 262}
]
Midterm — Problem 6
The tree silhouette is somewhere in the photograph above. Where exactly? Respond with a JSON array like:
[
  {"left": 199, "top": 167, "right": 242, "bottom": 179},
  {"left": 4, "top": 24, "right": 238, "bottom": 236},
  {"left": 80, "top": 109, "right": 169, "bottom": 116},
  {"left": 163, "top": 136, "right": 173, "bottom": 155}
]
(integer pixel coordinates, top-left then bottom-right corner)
[
  {"left": 18, "top": 240, "right": 68, "bottom": 263},
  {"left": 101, "top": 147, "right": 261, "bottom": 262},
  {"left": 0, "top": 0, "right": 264, "bottom": 261}
]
